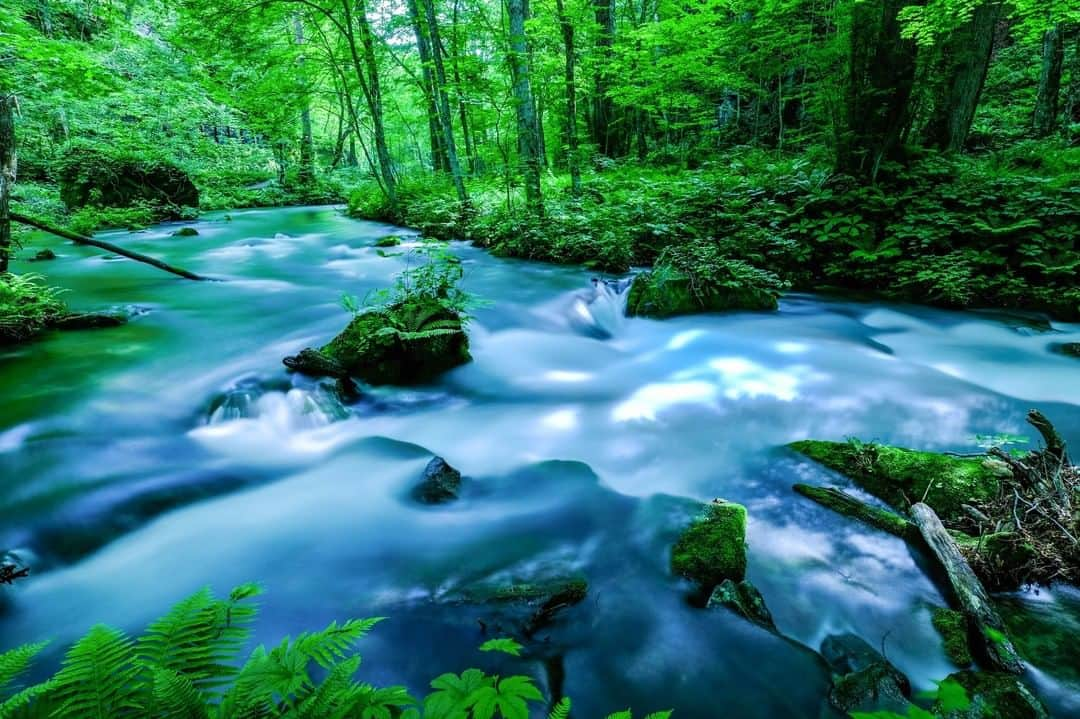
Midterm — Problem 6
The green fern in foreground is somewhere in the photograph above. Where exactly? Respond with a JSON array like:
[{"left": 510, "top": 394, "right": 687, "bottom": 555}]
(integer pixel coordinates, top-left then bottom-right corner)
[{"left": 0, "top": 584, "right": 671, "bottom": 719}]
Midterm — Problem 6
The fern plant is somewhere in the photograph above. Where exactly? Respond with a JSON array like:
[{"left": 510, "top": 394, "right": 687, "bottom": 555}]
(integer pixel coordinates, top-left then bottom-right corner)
[{"left": 0, "top": 585, "right": 669, "bottom": 719}]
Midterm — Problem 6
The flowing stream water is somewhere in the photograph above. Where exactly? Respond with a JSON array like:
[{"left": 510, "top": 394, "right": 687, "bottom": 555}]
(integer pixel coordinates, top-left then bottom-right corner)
[{"left": 2, "top": 205, "right": 1079, "bottom": 717}]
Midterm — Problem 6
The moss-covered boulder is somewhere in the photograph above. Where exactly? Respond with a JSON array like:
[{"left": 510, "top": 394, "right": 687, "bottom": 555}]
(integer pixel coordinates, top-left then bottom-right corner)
[
  {"left": 172, "top": 227, "right": 199, "bottom": 237},
  {"left": 374, "top": 235, "right": 402, "bottom": 247},
  {"left": 707, "top": 579, "right": 775, "bottom": 631},
  {"left": 932, "top": 607, "right": 974, "bottom": 666},
  {"left": 671, "top": 500, "right": 748, "bottom": 588},
  {"left": 935, "top": 672, "right": 1048, "bottom": 719},
  {"left": 56, "top": 143, "right": 198, "bottom": 216},
  {"left": 319, "top": 299, "right": 471, "bottom": 385},
  {"left": 821, "top": 633, "right": 912, "bottom": 713},
  {"left": 453, "top": 575, "right": 588, "bottom": 637},
  {"left": 626, "top": 270, "right": 779, "bottom": 318},
  {"left": 789, "top": 440, "right": 1001, "bottom": 524}
]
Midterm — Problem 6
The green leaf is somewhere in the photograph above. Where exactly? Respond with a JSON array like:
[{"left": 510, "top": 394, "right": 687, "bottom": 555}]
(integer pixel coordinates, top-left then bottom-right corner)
[{"left": 479, "top": 638, "right": 524, "bottom": 657}]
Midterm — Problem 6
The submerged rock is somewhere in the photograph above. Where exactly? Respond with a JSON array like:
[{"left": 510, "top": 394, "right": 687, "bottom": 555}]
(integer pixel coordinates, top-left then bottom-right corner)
[
  {"left": 1051, "top": 342, "right": 1080, "bottom": 359},
  {"left": 30, "top": 249, "right": 57, "bottom": 261},
  {"left": 707, "top": 579, "right": 775, "bottom": 631},
  {"left": 789, "top": 440, "right": 1000, "bottom": 524},
  {"left": 626, "top": 267, "right": 779, "bottom": 318},
  {"left": 820, "top": 633, "right": 911, "bottom": 713},
  {"left": 172, "top": 227, "right": 199, "bottom": 237},
  {"left": 671, "top": 499, "right": 747, "bottom": 589},
  {"left": 453, "top": 575, "right": 589, "bottom": 638},
  {"left": 935, "top": 671, "right": 1049, "bottom": 719},
  {"left": 319, "top": 299, "right": 471, "bottom": 385},
  {"left": 932, "top": 607, "right": 974, "bottom": 666},
  {"left": 413, "top": 456, "right": 462, "bottom": 504},
  {"left": 51, "top": 312, "right": 128, "bottom": 330},
  {"left": 283, "top": 348, "right": 347, "bottom": 378}
]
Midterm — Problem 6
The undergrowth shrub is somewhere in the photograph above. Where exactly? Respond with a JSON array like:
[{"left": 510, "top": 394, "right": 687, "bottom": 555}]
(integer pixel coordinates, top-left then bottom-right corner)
[{"left": 0, "top": 273, "right": 67, "bottom": 344}]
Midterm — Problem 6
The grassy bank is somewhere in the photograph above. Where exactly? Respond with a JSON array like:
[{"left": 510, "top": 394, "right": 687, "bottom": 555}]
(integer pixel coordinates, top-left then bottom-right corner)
[{"left": 348, "top": 145, "right": 1080, "bottom": 321}]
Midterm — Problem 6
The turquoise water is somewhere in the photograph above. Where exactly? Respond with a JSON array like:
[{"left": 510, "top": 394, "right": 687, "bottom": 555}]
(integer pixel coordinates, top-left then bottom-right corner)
[{"left": 2, "top": 205, "right": 1079, "bottom": 716}]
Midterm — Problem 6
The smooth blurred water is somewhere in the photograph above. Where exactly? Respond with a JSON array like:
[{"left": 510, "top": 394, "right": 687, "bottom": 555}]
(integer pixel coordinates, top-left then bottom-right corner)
[{"left": 2, "top": 205, "right": 1079, "bottom": 717}]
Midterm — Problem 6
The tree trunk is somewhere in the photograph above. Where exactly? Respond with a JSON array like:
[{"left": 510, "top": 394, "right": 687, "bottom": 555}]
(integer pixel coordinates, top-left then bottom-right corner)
[
  {"left": 910, "top": 503, "right": 1024, "bottom": 675},
  {"left": 341, "top": 0, "right": 397, "bottom": 207},
  {"left": 406, "top": 0, "right": 448, "bottom": 172},
  {"left": 1033, "top": 25, "right": 1065, "bottom": 138},
  {"left": 922, "top": 2, "right": 1000, "bottom": 152},
  {"left": 1067, "top": 30, "right": 1080, "bottom": 129},
  {"left": 506, "top": 0, "right": 543, "bottom": 216},
  {"left": 0, "top": 95, "right": 13, "bottom": 274},
  {"left": 422, "top": 0, "right": 469, "bottom": 205},
  {"left": 839, "top": 0, "right": 919, "bottom": 178},
  {"left": 292, "top": 15, "right": 316, "bottom": 185},
  {"left": 451, "top": 0, "right": 477, "bottom": 175},
  {"left": 555, "top": 0, "right": 581, "bottom": 198},
  {"left": 590, "top": 0, "right": 618, "bottom": 156}
]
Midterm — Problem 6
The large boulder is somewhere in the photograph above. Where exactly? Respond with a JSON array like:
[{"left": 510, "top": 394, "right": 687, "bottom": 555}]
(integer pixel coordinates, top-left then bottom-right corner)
[
  {"left": 671, "top": 499, "right": 748, "bottom": 589},
  {"left": 820, "top": 633, "right": 911, "bottom": 713},
  {"left": 318, "top": 299, "right": 471, "bottom": 385},
  {"left": 707, "top": 578, "right": 775, "bottom": 631},
  {"left": 56, "top": 143, "right": 198, "bottom": 216},
  {"left": 934, "top": 671, "right": 1049, "bottom": 719}
]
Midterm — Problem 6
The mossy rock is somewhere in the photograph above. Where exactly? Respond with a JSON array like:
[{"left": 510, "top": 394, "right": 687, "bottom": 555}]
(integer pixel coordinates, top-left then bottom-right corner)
[
  {"left": 788, "top": 440, "right": 1000, "bottom": 524},
  {"left": 374, "top": 235, "right": 402, "bottom": 247},
  {"left": 707, "top": 579, "right": 775, "bottom": 631},
  {"left": 320, "top": 299, "right": 471, "bottom": 386},
  {"left": 998, "top": 594, "right": 1080, "bottom": 685},
  {"left": 172, "top": 227, "right": 199, "bottom": 237},
  {"left": 1050, "top": 342, "right": 1080, "bottom": 359},
  {"left": 935, "top": 672, "right": 1048, "bottom": 719},
  {"left": 820, "top": 633, "right": 912, "bottom": 713},
  {"left": 56, "top": 143, "right": 198, "bottom": 216},
  {"left": 671, "top": 500, "right": 748, "bottom": 588},
  {"left": 932, "top": 607, "right": 974, "bottom": 666},
  {"left": 627, "top": 272, "right": 778, "bottom": 318}
]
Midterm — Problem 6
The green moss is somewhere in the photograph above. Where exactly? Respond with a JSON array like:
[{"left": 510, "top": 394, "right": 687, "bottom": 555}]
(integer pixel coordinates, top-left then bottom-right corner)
[
  {"left": 320, "top": 299, "right": 471, "bottom": 385},
  {"left": 671, "top": 500, "right": 748, "bottom": 588},
  {"left": 793, "top": 483, "right": 919, "bottom": 541},
  {"left": 998, "top": 594, "right": 1080, "bottom": 685},
  {"left": 788, "top": 439, "right": 1001, "bottom": 523},
  {"left": 626, "top": 270, "right": 778, "bottom": 318},
  {"left": 374, "top": 235, "right": 402, "bottom": 247},
  {"left": 932, "top": 607, "right": 973, "bottom": 666},
  {"left": 935, "top": 671, "right": 1048, "bottom": 719},
  {"left": 707, "top": 579, "right": 775, "bottom": 630},
  {"left": 173, "top": 227, "right": 199, "bottom": 237}
]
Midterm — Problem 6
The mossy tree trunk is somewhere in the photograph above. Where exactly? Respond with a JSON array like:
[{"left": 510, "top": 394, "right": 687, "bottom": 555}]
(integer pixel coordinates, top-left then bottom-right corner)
[
  {"left": 0, "top": 94, "right": 13, "bottom": 274},
  {"left": 406, "top": 0, "right": 449, "bottom": 172},
  {"left": 922, "top": 2, "right": 1000, "bottom": 152},
  {"left": 1033, "top": 25, "right": 1065, "bottom": 138},
  {"left": 840, "top": 0, "right": 920, "bottom": 179},
  {"left": 506, "top": 0, "right": 544, "bottom": 217}
]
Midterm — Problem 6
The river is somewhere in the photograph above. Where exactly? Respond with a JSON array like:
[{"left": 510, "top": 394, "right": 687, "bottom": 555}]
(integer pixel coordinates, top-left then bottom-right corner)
[{"left": 2, "top": 205, "right": 1079, "bottom": 717}]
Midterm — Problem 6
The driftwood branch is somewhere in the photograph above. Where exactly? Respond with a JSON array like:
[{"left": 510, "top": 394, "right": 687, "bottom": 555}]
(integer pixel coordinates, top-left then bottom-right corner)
[
  {"left": 793, "top": 484, "right": 921, "bottom": 542},
  {"left": 1028, "top": 409, "right": 1067, "bottom": 463},
  {"left": 910, "top": 502, "right": 1024, "bottom": 674},
  {"left": 11, "top": 212, "right": 207, "bottom": 281}
]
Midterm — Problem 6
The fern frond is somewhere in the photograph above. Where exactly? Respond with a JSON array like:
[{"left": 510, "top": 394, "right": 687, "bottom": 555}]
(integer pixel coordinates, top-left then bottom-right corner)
[
  {"left": 0, "top": 679, "right": 56, "bottom": 719},
  {"left": 292, "top": 618, "right": 383, "bottom": 669},
  {"left": 0, "top": 642, "right": 48, "bottom": 694},
  {"left": 150, "top": 666, "right": 209, "bottom": 719},
  {"left": 50, "top": 625, "right": 143, "bottom": 719},
  {"left": 295, "top": 656, "right": 362, "bottom": 719},
  {"left": 547, "top": 696, "right": 571, "bottom": 719}
]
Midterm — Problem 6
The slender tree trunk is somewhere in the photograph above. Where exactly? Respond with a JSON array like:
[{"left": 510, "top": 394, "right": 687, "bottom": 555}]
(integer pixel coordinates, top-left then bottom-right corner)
[
  {"left": 839, "top": 0, "right": 919, "bottom": 178},
  {"left": 422, "top": 0, "right": 469, "bottom": 205},
  {"left": 590, "top": 0, "right": 617, "bottom": 156},
  {"left": 292, "top": 15, "right": 316, "bottom": 185},
  {"left": 450, "top": 0, "right": 477, "bottom": 175},
  {"left": 0, "top": 95, "right": 13, "bottom": 274},
  {"left": 1033, "top": 25, "right": 1065, "bottom": 138},
  {"left": 506, "top": 0, "right": 543, "bottom": 216},
  {"left": 555, "top": 0, "right": 581, "bottom": 197},
  {"left": 341, "top": 0, "right": 397, "bottom": 206},
  {"left": 406, "top": 0, "right": 448, "bottom": 171},
  {"left": 1067, "top": 30, "right": 1080, "bottom": 129},
  {"left": 922, "top": 1, "right": 1000, "bottom": 152}
]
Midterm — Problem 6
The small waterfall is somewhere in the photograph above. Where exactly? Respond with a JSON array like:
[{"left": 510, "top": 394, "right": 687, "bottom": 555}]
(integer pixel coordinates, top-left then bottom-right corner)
[
  {"left": 205, "top": 379, "right": 345, "bottom": 428},
  {"left": 567, "top": 278, "right": 632, "bottom": 340}
]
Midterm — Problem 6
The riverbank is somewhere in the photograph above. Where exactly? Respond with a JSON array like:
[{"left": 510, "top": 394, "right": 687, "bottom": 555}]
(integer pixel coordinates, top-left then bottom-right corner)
[{"left": 348, "top": 145, "right": 1080, "bottom": 321}]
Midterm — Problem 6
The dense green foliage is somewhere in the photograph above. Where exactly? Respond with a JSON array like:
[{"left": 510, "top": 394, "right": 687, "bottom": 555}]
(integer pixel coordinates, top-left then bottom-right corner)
[{"left": 0, "top": 584, "right": 672, "bottom": 718}]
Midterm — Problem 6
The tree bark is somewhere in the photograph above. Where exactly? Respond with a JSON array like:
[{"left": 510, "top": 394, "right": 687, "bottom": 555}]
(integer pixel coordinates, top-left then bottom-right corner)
[
  {"left": 405, "top": 0, "right": 449, "bottom": 172},
  {"left": 292, "top": 15, "right": 316, "bottom": 185},
  {"left": 0, "top": 95, "right": 13, "bottom": 274},
  {"left": 1033, "top": 25, "right": 1065, "bottom": 138},
  {"left": 555, "top": 0, "right": 582, "bottom": 197},
  {"left": 910, "top": 503, "right": 1024, "bottom": 675},
  {"left": 922, "top": 2, "right": 1000, "bottom": 152},
  {"left": 506, "top": 0, "right": 543, "bottom": 216},
  {"left": 11, "top": 213, "right": 206, "bottom": 281},
  {"left": 421, "top": 0, "right": 469, "bottom": 205},
  {"left": 839, "top": 0, "right": 919, "bottom": 179},
  {"left": 590, "top": 0, "right": 618, "bottom": 156}
]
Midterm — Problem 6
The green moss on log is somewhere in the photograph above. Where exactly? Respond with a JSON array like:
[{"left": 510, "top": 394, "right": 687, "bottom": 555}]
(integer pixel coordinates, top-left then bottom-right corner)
[
  {"left": 793, "top": 483, "right": 920, "bottom": 541},
  {"left": 935, "top": 671, "right": 1048, "bottom": 719},
  {"left": 932, "top": 607, "right": 974, "bottom": 666},
  {"left": 789, "top": 440, "right": 1001, "bottom": 523},
  {"left": 671, "top": 500, "right": 748, "bottom": 588}
]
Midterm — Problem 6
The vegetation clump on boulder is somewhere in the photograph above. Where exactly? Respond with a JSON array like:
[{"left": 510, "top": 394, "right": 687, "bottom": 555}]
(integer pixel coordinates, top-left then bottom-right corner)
[
  {"left": 172, "top": 227, "right": 199, "bottom": 237},
  {"left": 670, "top": 499, "right": 748, "bottom": 589},
  {"left": 626, "top": 242, "right": 785, "bottom": 318},
  {"left": 56, "top": 142, "right": 198, "bottom": 219},
  {"left": 934, "top": 671, "right": 1049, "bottom": 719}
]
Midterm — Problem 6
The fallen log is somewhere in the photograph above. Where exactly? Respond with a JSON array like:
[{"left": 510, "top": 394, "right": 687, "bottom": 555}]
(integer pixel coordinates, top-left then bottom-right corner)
[
  {"left": 910, "top": 502, "right": 1024, "bottom": 674},
  {"left": 11, "top": 212, "right": 207, "bottom": 281},
  {"left": 793, "top": 484, "right": 921, "bottom": 542}
]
